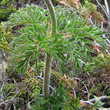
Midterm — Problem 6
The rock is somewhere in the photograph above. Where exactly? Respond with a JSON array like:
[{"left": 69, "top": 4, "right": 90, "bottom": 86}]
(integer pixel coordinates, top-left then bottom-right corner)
[{"left": 0, "top": 51, "right": 8, "bottom": 80}]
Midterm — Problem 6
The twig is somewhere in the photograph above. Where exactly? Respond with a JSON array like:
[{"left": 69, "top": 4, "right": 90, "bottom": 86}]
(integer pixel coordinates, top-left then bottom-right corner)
[
  {"left": 96, "top": 0, "right": 109, "bottom": 19},
  {"left": 102, "top": 85, "right": 109, "bottom": 95},
  {"left": 12, "top": 103, "right": 17, "bottom": 110},
  {"left": 0, "top": 79, "right": 20, "bottom": 107},
  {"left": 80, "top": 100, "right": 94, "bottom": 105},
  {"left": 104, "top": 0, "right": 110, "bottom": 16},
  {"left": 74, "top": 77, "right": 90, "bottom": 100},
  {"left": 80, "top": 96, "right": 110, "bottom": 105},
  {"left": 35, "top": 76, "right": 56, "bottom": 92},
  {"left": 73, "top": 87, "right": 77, "bottom": 98}
]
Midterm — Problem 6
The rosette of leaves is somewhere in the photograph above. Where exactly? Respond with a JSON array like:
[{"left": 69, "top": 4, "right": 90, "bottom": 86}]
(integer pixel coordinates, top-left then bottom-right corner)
[{"left": 7, "top": 4, "right": 106, "bottom": 75}]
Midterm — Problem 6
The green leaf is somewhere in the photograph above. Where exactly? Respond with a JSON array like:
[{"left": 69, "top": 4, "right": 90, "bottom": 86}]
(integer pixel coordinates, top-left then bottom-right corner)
[
  {"left": 57, "top": 53, "right": 66, "bottom": 62},
  {"left": 16, "top": 55, "right": 31, "bottom": 74},
  {"left": 92, "top": 96, "right": 104, "bottom": 109}
]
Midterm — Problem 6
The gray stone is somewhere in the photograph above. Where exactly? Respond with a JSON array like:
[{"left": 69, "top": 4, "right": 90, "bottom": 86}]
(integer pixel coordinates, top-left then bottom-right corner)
[{"left": 0, "top": 51, "right": 8, "bottom": 80}]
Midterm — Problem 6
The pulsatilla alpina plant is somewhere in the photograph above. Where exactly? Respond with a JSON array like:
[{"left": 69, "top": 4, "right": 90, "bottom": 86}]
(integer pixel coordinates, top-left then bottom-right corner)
[{"left": 8, "top": 5, "right": 106, "bottom": 75}]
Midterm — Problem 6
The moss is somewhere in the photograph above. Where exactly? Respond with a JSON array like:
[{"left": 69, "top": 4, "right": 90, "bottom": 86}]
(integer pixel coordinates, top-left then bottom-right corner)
[
  {"left": 0, "top": 0, "right": 16, "bottom": 21},
  {"left": 51, "top": 70, "right": 76, "bottom": 97},
  {"left": 0, "top": 22, "right": 13, "bottom": 52}
]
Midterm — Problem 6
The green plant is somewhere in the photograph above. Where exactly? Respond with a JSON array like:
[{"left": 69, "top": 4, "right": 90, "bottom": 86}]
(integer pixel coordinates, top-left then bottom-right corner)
[
  {"left": 0, "top": 82, "right": 17, "bottom": 102},
  {"left": 84, "top": 53, "right": 110, "bottom": 74},
  {"left": 0, "top": 22, "right": 12, "bottom": 52},
  {"left": 79, "top": 0, "right": 105, "bottom": 23},
  {"left": 7, "top": 0, "right": 106, "bottom": 102},
  {"left": 92, "top": 96, "right": 104, "bottom": 109},
  {"left": 0, "top": 0, "right": 16, "bottom": 21},
  {"left": 23, "top": 72, "right": 42, "bottom": 97},
  {"left": 28, "top": 86, "right": 78, "bottom": 110},
  {"left": 43, "top": 0, "right": 57, "bottom": 97}
]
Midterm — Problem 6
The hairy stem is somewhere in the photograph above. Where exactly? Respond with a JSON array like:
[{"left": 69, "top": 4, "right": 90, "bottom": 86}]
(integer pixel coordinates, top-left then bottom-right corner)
[
  {"left": 43, "top": 53, "right": 52, "bottom": 96},
  {"left": 45, "top": 0, "right": 56, "bottom": 35},
  {"left": 43, "top": 0, "right": 56, "bottom": 97}
]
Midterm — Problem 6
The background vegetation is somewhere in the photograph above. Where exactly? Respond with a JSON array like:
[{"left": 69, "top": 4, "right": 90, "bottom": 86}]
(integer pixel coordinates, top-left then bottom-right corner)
[{"left": 0, "top": 0, "right": 110, "bottom": 110}]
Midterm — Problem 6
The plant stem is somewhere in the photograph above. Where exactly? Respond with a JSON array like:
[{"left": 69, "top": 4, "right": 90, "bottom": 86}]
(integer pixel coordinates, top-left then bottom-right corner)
[
  {"left": 45, "top": 0, "right": 56, "bottom": 35},
  {"left": 43, "top": 53, "right": 52, "bottom": 96},
  {"left": 43, "top": 0, "right": 56, "bottom": 97}
]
